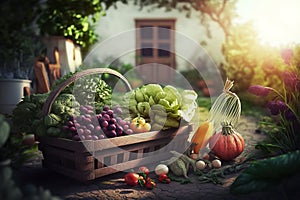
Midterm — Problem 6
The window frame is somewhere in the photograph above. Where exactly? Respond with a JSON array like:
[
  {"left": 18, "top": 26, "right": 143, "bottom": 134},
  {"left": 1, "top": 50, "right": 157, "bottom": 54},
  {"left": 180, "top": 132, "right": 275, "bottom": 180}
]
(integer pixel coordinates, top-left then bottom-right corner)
[{"left": 135, "top": 19, "right": 176, "bottom": 68}]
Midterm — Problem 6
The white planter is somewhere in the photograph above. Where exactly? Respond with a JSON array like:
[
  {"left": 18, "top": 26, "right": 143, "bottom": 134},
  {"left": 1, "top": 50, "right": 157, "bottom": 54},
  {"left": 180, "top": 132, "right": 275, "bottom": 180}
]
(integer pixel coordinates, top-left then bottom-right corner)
[{"left": 0, "top": 79, "right": 31, "bottom": 115}]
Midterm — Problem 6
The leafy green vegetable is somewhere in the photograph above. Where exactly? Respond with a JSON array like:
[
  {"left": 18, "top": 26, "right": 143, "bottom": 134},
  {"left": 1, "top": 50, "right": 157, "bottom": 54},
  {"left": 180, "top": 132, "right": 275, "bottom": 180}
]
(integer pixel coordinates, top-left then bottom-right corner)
[
  {"left": 44, "top": 114, "right": 62, "bottom": 127},
  {"left": 12, "top": 91, "right": 80, "bottom": 138},
  {"left": 123, "top": 84, "right": 198, "bottom": 130},
  {"left": 179, "top": 90, "right": 198, "bottom": 122},
  {"left": 163, "top": 85, "right": 182, "bottom": 105},
  {"left": 72, "top": 75, "right": 112, "bottom": 112},
  {"left": 12, "top": 93, "right": 49, "bottom": 134},
  {"left": 230, "top": 150, "right": 300, "bottom": 194},
  {"left": 144, "top": 84, "right": 163, "bottom": 97},
  {"left": 52, "top": 71, "right": 112, "bottom": 113}
]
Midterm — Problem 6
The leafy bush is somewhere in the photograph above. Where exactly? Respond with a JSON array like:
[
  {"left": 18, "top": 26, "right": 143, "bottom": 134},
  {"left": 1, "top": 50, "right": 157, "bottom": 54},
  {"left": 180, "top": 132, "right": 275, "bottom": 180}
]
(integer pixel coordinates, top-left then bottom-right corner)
[{"left": 222, "top": 22, "right": 288, "bottom": 95}]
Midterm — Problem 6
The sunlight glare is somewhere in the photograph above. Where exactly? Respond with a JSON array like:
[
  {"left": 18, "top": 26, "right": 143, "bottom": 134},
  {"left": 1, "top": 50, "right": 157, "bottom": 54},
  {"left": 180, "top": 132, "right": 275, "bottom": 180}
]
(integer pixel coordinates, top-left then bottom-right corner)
[{"left": 236, "top": 0, "right": 300, "bottom": 46}]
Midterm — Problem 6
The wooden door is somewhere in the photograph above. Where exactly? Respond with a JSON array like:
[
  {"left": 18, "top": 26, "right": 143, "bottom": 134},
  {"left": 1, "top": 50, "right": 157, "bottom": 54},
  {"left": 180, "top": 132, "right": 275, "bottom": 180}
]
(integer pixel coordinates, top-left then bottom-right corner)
[{"left": 135, "top": 19, "right": 176, "bottom": 84}]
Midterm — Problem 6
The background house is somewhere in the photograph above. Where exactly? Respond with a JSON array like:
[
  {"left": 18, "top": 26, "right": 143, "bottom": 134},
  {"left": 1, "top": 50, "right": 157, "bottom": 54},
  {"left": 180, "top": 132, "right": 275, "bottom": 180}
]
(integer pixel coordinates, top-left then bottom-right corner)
[{"left": 84, "top": 1, "right": 225, "bottom": 86}]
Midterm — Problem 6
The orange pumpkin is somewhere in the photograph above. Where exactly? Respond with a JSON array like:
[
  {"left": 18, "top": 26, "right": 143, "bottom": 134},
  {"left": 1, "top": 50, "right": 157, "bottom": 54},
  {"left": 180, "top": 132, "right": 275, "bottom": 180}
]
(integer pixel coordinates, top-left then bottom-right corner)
[{"left": 209, "top": 123, "right": 244, "bottom": 161}]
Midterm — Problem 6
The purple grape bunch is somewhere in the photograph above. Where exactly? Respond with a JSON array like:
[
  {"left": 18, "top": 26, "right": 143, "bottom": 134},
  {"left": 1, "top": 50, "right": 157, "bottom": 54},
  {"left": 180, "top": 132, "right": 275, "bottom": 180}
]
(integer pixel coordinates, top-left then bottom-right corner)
[
  {"left": 98, "top": 105, "right": 133, "bottom": 138},
  {"left": 62, "top": 105, "right": 133, "bottom": 141}
]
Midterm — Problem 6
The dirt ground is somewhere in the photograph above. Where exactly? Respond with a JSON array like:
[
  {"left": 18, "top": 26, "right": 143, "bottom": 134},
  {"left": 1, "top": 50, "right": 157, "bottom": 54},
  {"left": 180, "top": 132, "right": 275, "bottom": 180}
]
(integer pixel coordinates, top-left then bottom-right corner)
[{"left": 12, "top": 116, "right": 300, "bottom": 200}]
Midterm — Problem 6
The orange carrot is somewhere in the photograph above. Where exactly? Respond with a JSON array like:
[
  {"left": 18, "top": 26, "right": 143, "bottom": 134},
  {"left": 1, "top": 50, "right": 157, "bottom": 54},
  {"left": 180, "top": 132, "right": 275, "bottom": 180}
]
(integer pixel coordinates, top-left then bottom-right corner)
[{"left": 192, "top": 121, "right": 214, "bottom": 154}]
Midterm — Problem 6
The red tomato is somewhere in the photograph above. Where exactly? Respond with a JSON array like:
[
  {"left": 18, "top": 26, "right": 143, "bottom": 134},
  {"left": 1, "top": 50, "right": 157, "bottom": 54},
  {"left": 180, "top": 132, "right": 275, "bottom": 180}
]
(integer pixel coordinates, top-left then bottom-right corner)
[
  {"left": 145, "top": 179, "right": 156, "bottom": 190},
  {"left": 158, "top": 174, "right": 171, "bottom": 184},
  {"left": 124, "top": 172, "right": 140, "bottom": 186},
  {"left": 138, "top": 166, "right": 150, "bottom": 175}
]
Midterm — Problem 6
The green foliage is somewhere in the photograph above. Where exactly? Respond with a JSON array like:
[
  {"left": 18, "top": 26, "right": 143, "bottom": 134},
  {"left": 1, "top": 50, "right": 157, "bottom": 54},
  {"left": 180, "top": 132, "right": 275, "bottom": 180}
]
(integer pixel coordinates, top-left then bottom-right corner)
[
  {"left": 37, "top": 0, "right": 99, "bottom": 55},
  {"left": 12, "top": 92, "right": 82, "bottom": 138},
  {"left": 230, "top": 150, "right": 300, "bottom": 194},
  {"left": 100, "top": 58, "right": 134, "bottom": 88},
  {"left": 0, "top": 115, "right": 38, "bottom": 167},
  {"left": 36, "top": 0, "right": 121, "bottom": 56},
  {"left": 222, "top": 22, "right": 287, "bottom": 93},
  {"left": 51, "top": 69, "right": 112, "bottom": 113},
  {"left": 0, "top": 132, "right": 39, "bottom": 167},
  {"left": 249, "top": 47, "right": 300, "bottom": 154},
  {"left": 0, "top": 0, "right": 44, "bottom": 78},
  {"left": 0, "top": 114, "right": 59, "bottom": 200},
  {"left": 255, "top": 115, "right": 300, "bottom": 155},
  {"left": 12, "top": 94, "right": 49, "bottom": 134},
  {"left": 180, "top": 68, "right": 204, "bottom": 93},
  {"left": 196, "top": 97, "right": 212, "bottom": 109},
  {"left": 255, "top": 116, "right": 283, "bottom": 153},
  {"left": 135, "top": 0, "right": 237, "bottom": 38},
  {"left": 72, "top": 75, "right": 112, "bottom": 113},
  {"left": 196, "top": 163, "right": 249, "bottom": 185}
]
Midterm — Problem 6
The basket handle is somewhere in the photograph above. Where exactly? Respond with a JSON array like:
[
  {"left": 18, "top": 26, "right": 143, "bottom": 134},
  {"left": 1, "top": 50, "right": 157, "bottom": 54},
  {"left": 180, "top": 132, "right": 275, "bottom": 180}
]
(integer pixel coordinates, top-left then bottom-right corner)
[{"left": 42, "top": 68, "right": 132, "bottom": 116}]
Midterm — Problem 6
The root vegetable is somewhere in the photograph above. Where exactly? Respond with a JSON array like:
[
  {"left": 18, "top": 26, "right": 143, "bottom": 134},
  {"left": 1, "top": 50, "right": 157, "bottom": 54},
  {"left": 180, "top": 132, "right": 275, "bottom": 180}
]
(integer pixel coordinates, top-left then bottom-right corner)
[
  {"left": 212, "top": 159, "right": 222, "bottom": 168},
  {"left": 196, "top": 160, "right": 206, "bottom": 170},
  {"left": 155, "top": 164, "right": 169, "bottom": 175},
  {"left": 192, "top": 121, "right": 214, "bottom": 154}
]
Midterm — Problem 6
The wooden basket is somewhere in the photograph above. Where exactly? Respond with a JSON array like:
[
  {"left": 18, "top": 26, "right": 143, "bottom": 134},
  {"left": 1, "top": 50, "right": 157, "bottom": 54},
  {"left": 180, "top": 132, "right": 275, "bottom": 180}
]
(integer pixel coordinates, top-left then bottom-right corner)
[{"left": 38, "top": 68, "right": 193, "bottom": 181}]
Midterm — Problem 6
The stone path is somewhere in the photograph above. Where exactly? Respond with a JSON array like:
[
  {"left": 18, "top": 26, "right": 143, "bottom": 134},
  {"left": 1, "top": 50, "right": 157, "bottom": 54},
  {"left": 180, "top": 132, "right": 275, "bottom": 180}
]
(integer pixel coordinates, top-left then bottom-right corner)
[{"left": 13, "top": 116, "right": 300, "bottom": 200}]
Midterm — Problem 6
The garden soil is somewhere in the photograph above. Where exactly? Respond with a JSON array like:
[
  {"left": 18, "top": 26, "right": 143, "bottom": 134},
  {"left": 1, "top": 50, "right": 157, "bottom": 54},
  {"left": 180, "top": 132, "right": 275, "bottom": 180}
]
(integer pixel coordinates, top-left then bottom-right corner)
[{"left": 13, "top": 116, "right": 300, "bottom": 200}]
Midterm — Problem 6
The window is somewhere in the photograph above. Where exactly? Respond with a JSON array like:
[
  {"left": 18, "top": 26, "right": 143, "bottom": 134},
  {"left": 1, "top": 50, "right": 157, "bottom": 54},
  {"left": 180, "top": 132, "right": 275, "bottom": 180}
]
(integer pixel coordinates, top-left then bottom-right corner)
[{"left": 135, "top": 19, "right": 176, "bottom": 83}]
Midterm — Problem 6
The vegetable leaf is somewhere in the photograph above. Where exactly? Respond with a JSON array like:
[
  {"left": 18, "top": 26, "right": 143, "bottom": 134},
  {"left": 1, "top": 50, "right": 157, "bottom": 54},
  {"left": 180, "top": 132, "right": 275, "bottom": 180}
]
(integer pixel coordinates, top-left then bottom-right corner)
[
  {"left": 144, "top": 84, "right": 163, "bottom": 97},
  {"left": 230, "top": 150, "right": 300, "bottom": 194}
]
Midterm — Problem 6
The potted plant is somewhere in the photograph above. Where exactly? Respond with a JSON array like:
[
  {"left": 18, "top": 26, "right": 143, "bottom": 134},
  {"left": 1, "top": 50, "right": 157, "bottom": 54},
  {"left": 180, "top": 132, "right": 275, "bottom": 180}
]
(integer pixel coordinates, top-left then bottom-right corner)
[{"left": 0, "top": 0, "right": 43, "bottom": 115}]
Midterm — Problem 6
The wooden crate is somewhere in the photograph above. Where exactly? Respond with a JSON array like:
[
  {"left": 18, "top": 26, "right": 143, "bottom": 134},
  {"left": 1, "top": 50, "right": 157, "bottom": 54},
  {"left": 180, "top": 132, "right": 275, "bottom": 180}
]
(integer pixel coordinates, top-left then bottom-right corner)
[{"left": 38, "top": 124, "right": 193, "bottom": 182}]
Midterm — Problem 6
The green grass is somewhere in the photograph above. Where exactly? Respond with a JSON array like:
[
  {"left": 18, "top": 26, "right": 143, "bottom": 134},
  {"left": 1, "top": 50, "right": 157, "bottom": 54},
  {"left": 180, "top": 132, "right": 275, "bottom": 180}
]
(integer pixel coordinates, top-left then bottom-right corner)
[
  {"left": 240, "top": 99, "right": 269, "bottom": 118},
  {"left": 196, "top": 97, "right": 212, "bottom": 109}
]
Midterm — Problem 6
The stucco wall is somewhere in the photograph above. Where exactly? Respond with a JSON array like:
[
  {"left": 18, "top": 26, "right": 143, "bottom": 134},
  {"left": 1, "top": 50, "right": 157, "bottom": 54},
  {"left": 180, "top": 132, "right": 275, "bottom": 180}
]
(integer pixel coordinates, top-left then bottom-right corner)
[{"left": 90, "top": 1, "right": 225, "bottom": 71}]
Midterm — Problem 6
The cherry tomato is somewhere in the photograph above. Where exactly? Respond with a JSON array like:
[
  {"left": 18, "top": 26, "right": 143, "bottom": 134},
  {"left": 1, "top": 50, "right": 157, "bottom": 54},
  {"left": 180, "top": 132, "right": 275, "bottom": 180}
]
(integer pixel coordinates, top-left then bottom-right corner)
[
  {"left": 158, "top": 174, "right": 171, "bottom": 184},
  {"left": 138, "top": 166, "right": 150, "bottom": 176},
  {"left": 145, "top": 179, "right": 156, "bottom": 190}
]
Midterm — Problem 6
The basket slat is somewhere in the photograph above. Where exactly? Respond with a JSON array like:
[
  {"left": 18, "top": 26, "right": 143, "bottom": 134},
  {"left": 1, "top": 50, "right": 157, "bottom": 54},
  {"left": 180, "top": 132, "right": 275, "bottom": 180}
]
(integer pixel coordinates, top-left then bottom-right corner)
[{"left": 39, "top": 124, "right": 193, "bottom": 181}]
